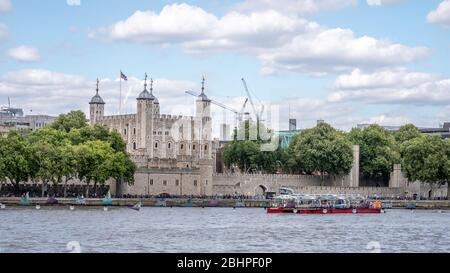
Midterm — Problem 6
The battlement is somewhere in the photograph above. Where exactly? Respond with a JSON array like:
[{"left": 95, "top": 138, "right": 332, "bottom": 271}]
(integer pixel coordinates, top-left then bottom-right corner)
[
  {"left": 98, "top": 114, "right": 136, "bottom": 122},
  {"left": 157, "top": 114, "right": 194, "bottom": 122},
  {"left": 213, "top": 173, "right": 324, "bottom": 180}
]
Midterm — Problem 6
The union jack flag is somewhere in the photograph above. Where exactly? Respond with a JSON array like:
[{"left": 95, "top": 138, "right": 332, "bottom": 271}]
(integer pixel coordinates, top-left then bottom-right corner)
[{"left": 120, "top": 71, "right": 128, "bottom": 81}]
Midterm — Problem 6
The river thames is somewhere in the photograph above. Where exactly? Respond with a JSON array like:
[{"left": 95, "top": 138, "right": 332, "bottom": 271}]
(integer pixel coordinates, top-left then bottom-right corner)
[{"left": 0, "top": 207, "right": 449, "bottom": 253}]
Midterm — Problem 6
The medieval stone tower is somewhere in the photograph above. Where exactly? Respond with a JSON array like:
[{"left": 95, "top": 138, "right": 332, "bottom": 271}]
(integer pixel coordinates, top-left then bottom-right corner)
[{"left": 89, "top": 79, "right": 105, "bottom": 126}]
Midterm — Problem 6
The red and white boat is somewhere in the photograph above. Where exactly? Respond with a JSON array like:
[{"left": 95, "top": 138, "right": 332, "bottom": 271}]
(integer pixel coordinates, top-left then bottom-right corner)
[{"left": 266, "top": 190, "right": 384, "bottom": 214}]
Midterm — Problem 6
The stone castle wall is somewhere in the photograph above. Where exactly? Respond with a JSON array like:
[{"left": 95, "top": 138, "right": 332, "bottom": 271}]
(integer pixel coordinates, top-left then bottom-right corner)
[{"left": 211, "top": 173, "right": 405, "bottom": 197}]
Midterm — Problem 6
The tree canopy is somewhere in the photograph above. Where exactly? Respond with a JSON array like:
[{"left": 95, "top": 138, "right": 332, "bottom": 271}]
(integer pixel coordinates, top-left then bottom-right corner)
[
  {"left": 394, "top": 124, "right": 421, "bottom": 144},
  {"left": 287, "top": 123, "right": 353, "bottom": 179},
  {"left": 50, "top": 110, "right": 88, "bottom": 132},
  {"left": 0, "top": 110, "right": 136, "bottom": 197},
  {"left": 348, "top": 125, "right": 400, "bottom": 179},
  {"left": 223, "top": 120, "right": 280, "bottom": 173},
  {"left": 401, "top": 134, "right": 450, "bottom": 194}
]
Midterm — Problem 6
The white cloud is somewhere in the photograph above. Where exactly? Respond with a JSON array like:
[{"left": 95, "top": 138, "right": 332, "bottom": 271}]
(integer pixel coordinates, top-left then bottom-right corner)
[
  {"left": 0, "top": 69, "right": 198, "bottom": 117},
  {"left": 66, "top": 0, "right": 81, "bottom": 6},
  {"left": 0, "top": 23, "right": 8, "bottom": 42},
  {"left": 0, "top": 0, "right": 12, "bottom": 13},
  {"left": 92, "top": 3, "right": 428, "bottom": 76},
  {"left": 259, "top": 28, "right": 428, "bottom": 75},
  {"left": 329, "top": 69, "right": 450, "bottom": 105},
  {"left": 236, "top": 0, "right": 357, "bottom": 15},
  {"left": 427, "top": 0, "right": 450, "bottom": 27},
  {"left": 366, "top": 0, "right": 402, "bottom": 6},
  {"left": 96, "top": 3, "right": 317, "bottom": 52},
  {"left": 362, "top": 114, "right": 410, "bottom": 125},
  {"left": 7, "top": 46, "right": 41, "bottom": 62},
  {"left": 333, "top": 68, "right": 440, "bottom": 90}
]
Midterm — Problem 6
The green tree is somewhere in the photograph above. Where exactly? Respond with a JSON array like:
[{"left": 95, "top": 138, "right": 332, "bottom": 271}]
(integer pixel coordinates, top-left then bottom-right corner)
[
  {"left": 30, "top": 140, "right": 59, "bottom": 197},
  {"left": 224, "top": 120, "right": 280, "bottom": 173},
  {"left": 74, "top": 140, "right": 116, "bottom": 197},
  {"left": 51, "top": 110, "right": 88, "bottom": 132},
  {"left": 394, "top": 124, "right": 421, "bottom": 143},
  {"left": 0, "top": 131, "right": 33, "bottom": 191},
  {"left": 0, "top": 137, "right": 7, "bottom": 192},
  {"left": 401, "top": 134, "right": 450, "bottom": 198},
  {"left": 348, "top": 125, "right": 400, "bottom": 179},
  {"left": 223, "top": 140, "right": 260, "bottom": 173},
  {"left": 108, "top": 151, "right": 136, "bottom": 186},
  {"left": 288, "top": 123, "right": 353, "bottom": 183}
]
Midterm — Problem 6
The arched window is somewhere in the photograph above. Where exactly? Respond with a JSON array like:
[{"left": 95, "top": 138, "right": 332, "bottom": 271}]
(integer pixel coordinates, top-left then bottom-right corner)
[
  {"left": 181, "top": 144, "right": 184, "bottom": 150},
  {"left": 204, "top": 145, "right": 208, "bottom": 151},
  {"left": 193, "top": 144, "right": 196, "bottom": 150},
  {"left": 133, "top": 128, "right": 136, "bottom": 135},
  {"left": 155, "top": 142, "right": 158, "bottom": 149},
  {"left": 133, "top": 142, "right": 137, "bottom": 150},
  {"left": 168, "top": 143, "right": 171, "bottom": 149}
]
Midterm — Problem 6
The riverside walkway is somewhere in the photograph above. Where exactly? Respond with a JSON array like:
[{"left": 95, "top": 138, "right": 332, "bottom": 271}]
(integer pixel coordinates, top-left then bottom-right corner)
[{"left": 0, "top": 197, "right": 449, "bottom": 209}]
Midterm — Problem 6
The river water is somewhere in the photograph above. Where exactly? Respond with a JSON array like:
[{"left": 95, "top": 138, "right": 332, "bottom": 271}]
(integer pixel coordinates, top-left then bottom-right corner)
[{"left": 0, "top": 207, "right": 449, "bottom": 253}]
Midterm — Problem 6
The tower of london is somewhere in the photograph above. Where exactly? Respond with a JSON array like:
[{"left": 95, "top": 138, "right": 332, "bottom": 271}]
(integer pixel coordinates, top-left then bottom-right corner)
[{"left": 89, "top": 74, "right": 217, "bottom": 196}]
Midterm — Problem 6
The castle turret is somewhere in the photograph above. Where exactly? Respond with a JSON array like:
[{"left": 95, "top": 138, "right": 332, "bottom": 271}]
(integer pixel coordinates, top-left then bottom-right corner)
[
  {"left": 89, "top": 78, "right": 105, "bottom": 126},
  {"left": 136, "top": 74, "right": 159, "bottom": 154},
  {"left": 195, "top": 76, "right": 212, "bottom": 159}
]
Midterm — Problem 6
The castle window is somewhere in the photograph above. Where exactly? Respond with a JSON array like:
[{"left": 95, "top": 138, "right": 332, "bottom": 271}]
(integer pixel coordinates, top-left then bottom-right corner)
[
  {"left": 181, "top": 144, "right": 184, "bottom": 150},
  {"left": 204, "top": 145, "right": 208, "bottom": 151},
  {"left": 163, "top": 180, "right": 167, "bottom": 186},
  {"left": 168, "top": 143, "right": 171, "bottom": 149},
  {"left": 194, "top": 180, "right": 198, "bottom": 187},
  {"left": 153, "top": 131, "right": 157, "bottom": 135},
  {"left": 133, "top": 142, "right": 137, "bottom": 150},
  {"left": 158, "top": 131, "right": 162, "bottom": 135},
  {"left": 165, "top": 131, "right": 169, "bottom": 136},
  {"left": 176, "top": 180, "right": 179, "bottom": 187},
  {"left": 155, "top": 142, "right": 158, "bottom": 149},
  {"left": 206, "top": 180, "right": 208, "bottom": 185},
  {"left": 150, "top": 179, "right": 153, "bottom": 186},
  {"left": 124, "top": 129, "right": 127, "bottom": 135},
  {"left": 133, "top": 128, "right": 136, "bottom": 135},
  {"left": 193, "top": 145, "right": 196, "bottom": 150}
]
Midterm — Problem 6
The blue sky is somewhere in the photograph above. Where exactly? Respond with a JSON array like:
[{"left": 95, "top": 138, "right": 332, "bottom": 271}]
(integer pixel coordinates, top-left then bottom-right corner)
[{"left": 1, "top": 0, "right": 450, "bottom": 134}]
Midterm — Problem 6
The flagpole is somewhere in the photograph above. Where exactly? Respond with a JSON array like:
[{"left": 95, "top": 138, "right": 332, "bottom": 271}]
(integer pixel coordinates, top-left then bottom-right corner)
[{"left": 119, "top": 70, "right": 122, "bottom": 115}]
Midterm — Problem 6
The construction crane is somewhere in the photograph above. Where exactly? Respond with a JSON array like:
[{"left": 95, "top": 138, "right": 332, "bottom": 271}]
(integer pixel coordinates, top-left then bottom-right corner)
[
  {"left": 185, "top": 91, "right": 248, "bottom": 125},
  {"left": 241, "top": 78, "right": 264, "bottom": 125}
]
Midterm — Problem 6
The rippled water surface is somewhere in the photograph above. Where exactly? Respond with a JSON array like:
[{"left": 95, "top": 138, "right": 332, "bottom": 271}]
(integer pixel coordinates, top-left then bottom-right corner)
[{"left": 0, "top": 207, "right": 449, "bottom": 253}]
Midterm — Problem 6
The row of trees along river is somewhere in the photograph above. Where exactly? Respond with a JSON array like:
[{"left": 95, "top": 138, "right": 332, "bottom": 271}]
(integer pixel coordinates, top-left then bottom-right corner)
[
  {"left": 224, "top": 121, "right": 450, "bottom": 198},
  {"left": 0, "top": 110, "right": 136, "bottom": 197}
]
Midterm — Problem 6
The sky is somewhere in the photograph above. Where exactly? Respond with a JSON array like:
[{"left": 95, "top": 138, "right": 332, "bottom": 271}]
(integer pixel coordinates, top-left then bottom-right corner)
[{"left": 1, "top": 0, "right": 450, "bottom": 136}]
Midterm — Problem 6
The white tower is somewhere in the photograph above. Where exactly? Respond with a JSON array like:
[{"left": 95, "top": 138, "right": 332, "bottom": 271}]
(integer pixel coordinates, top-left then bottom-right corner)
[{"left": 136, "top": 74, "right": 158, "bottom": 154}]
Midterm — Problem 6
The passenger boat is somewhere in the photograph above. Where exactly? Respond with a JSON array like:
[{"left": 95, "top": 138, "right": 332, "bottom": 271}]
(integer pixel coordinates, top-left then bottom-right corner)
[{"left": 267, "top": 192, "right": 384, "bottom": 214}]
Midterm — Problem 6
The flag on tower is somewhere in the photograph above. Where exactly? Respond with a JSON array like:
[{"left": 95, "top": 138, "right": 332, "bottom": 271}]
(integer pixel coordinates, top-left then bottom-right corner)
[{"left": 120, "top": 71, "right": 128, "bottom": 81}]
